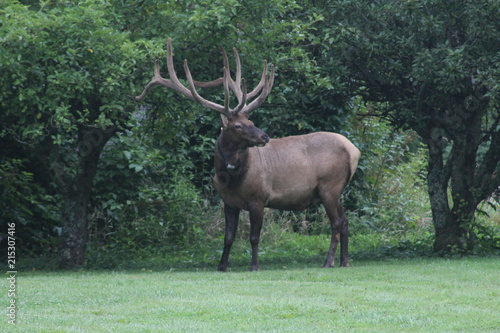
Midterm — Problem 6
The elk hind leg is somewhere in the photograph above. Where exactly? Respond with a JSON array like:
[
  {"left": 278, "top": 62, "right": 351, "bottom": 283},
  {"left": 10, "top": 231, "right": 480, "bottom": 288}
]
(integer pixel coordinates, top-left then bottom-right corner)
[
  {"left": 338, "top": 205, "right": 349, "bottom": 267},
  {"left": 322, "top": 193, "right": 349, "bottom": 268}
]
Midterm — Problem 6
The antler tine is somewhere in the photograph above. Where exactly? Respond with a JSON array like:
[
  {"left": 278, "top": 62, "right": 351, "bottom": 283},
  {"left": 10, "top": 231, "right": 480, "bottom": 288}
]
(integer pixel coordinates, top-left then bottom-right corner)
[
  {"left": 134, "top": 38, "right": 232, "bottom": 117},
  {"left": 164, "top": 38, "right": 193, "bottom": 99},
  {"left": 230, "top": 47, "right": 247, "bottom": 114},
  {"left": 193, "top": 78, "right": 224, "bottom": 88},
  {"left": 183, "top": 59, "right": 232, "bottom": 117},
  {"left": 134, "top": 38, "right": 193, "bottom": 102},
  {"left": 134, "top": 59, "right": 162, "bottom": 101},
  {"left": 233, "top": 79, "right": 247, "bottom": 114},
  {"left": 220, "top": 47, "right": 245, "bottom": 112},
  {"left": 191, "top": 45, "right": 228, "bottom": 89},
  {"left": 135, "top": 39, "right": 273, "bottom": 118},
  {"left": 233, "top": 48, "right": 242, "bottom": 92},
  {"left": 242, "top": 63, "right": 275, "bottom": 115},
  {"left": 223, "top": 66, "right": 230, "bottom": 113},
  {"left": 246, "top": 60, "right": 268, "bottom": 100},
  {"left": 188, "top": 45, "right": 247, "bottom": 116}
]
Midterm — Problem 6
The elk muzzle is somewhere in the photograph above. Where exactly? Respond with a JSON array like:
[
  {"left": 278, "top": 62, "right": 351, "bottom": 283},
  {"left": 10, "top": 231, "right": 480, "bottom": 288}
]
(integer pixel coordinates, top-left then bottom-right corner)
[{"left": 250, "top": 132, "right": 270, "bottom": 147}]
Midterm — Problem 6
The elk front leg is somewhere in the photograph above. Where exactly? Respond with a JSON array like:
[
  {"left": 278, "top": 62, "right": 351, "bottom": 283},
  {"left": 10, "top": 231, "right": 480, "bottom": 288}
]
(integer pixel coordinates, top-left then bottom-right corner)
[
  {"left": 248, "top": 203, "right": 264, "bottom": 271},
  {"left": 218, "top": 204, "right": 240, "bottom": 272}
]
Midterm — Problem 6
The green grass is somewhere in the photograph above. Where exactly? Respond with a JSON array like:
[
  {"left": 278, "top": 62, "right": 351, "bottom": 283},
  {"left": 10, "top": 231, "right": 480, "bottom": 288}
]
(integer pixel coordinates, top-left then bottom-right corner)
[{"left": 3, "top": 257, "right": 500, "bottom": 332}]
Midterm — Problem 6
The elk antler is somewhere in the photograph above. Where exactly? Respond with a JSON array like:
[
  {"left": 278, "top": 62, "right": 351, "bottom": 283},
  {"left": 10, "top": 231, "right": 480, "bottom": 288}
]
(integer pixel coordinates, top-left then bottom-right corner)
[{"left": 134, "top": 38, "right": 274, "bottom": 118}]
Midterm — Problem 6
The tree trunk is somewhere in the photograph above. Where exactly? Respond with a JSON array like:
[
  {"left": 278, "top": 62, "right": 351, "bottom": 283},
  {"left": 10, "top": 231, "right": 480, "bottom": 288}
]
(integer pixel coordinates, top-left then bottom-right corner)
[
  {"left": 57, "top": 127, "right": 115, "bottom": 269},
  {"left": 426, "top": 130, "right": 464, "bottom": 253},
  {"left": 432, "top": 211, "right": 469, "bottom": 254},
  {"left": 58, "top": 188, "right": 90, "bottom": 268},
  {"left": 427, "top": 115, "right": 481, "bottom": 254}
]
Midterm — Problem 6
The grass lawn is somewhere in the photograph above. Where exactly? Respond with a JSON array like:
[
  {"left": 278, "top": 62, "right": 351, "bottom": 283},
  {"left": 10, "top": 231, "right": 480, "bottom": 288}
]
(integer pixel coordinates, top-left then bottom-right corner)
[{"left": 3, "top": 257, "right": 499, "bottom": 332}]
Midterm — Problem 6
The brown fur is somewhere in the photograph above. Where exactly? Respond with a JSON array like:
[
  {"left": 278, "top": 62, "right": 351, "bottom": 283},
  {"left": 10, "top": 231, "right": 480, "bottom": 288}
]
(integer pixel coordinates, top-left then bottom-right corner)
[{"left": 215, "top": 114, "right": 360, "bottom": 271}]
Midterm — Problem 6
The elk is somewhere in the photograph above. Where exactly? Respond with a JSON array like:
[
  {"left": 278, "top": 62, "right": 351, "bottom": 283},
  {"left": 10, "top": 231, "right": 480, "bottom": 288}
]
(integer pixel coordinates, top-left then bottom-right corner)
[{"left": 135, "top": 39, "right": 360, "bottom": 271}]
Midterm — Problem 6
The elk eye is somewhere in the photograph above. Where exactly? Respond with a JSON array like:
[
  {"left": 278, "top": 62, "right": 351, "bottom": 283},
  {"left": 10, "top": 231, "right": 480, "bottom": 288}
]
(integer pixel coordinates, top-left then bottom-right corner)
[{"left": 234, "top": 124, "right": 242, "bottom": 129}]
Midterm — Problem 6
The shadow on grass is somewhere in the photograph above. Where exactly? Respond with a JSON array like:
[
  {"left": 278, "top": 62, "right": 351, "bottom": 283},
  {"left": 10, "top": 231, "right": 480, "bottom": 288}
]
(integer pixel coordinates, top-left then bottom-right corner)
[
  {"left": 16, "top": 229, "right": 500, "bottom": 274},
  {"left": 15, "top": 244, "right": 437, "bottom": 274}
]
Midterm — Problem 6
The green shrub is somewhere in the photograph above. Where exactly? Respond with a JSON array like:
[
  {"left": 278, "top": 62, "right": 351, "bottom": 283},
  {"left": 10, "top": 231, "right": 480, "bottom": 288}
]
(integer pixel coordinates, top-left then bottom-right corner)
[{"left": 0, "top": 158, "right": 60, "bottom": 255}]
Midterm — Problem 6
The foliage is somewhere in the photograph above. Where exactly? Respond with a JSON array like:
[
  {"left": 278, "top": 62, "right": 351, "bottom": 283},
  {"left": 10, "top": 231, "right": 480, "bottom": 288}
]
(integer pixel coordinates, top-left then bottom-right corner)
[
  {"left": 349, "top": 104, "right": 431, "bottom": 237},
  {"left": 471, "top": 201, "right": 500, "bottom": 255},
  {"left": 1, "top": 0, "right": 499, "bottom": 264},
  {"left": 0, "top": 0, "right": 142, "bottom": 266},
  {"left": 0, "top": 1, "right": 137, "bottom": 143},
  {"left": 314, "top": 0, "right": 500, "bottom": 253},
  {"left": 89, "top": 171, "right": 205, "bottom": 252},
  {"left": 0, "top": 157, "right": 60, "bottom": 254}
]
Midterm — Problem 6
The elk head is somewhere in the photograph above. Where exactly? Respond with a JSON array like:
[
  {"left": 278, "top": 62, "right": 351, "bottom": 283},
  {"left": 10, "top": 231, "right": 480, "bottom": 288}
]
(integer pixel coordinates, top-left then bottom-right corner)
[{"left": 134, "top": 39, "right": 274, "bottom": 160}]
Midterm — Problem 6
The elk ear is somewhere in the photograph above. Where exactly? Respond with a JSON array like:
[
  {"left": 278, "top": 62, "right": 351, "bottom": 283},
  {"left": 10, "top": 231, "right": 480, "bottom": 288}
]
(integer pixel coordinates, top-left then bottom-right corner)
[{"left": 220, "top": 114, "right": 229, "bottom": 129}]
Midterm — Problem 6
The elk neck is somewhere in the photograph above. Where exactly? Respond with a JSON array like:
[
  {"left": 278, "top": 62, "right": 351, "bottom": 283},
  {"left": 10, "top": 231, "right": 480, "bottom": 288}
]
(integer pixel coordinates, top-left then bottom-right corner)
[{"left": 215, "top": 131, "right": 250, "bottom": 176}]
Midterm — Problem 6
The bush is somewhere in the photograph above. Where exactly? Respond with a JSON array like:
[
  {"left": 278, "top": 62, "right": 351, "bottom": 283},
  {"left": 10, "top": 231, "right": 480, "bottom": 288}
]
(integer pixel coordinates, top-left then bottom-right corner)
[
  {"left": 470, "top": 200, "right": 500, "bottom": 255},
  {"left": 346, "top": 100, "right": 432, "bottom": 238},
  {"left": 86, "top": 172, "right": 207, "bottom": 267},
  {"left": 0, "top": 157, "right": 60, "bottom": 256}
]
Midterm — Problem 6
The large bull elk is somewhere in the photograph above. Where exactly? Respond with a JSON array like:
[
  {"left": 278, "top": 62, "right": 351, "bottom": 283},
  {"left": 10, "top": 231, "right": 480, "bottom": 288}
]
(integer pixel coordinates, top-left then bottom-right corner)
[{"left": 135, "top": 39, "right": 361, "bottom": 271}]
